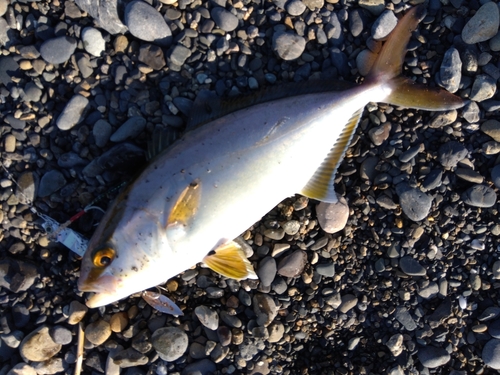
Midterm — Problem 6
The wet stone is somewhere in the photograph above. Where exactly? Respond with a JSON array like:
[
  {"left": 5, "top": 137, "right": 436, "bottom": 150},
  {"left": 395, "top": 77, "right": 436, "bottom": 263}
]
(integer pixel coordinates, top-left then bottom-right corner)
[
  {"left": 396, "top": 184, "right": 432, "bottom": 222},
  {"left": 316, "top": 196, "right": 349, "bottom": 234},
  {"left": 194, "top": 306, "right": 219, "bottom": 330},
  {"left": 399, "top": 257, "right": 426, "bottom": 277},
  {"left": 151, "top": 327, "right": 188, "bottom": 361},
  {"left": 462, "top": 2, "right": 500, "bottom": 44},
  {"left": 418, "top": 346, "right": 450, "bottom": 368},
  {"left": 19, "top": 326, "right": 61, "bottom": 362},
  {"left": 277, "top": 250, "right": 307, "bottom": 277},
  {"left": 40, "top": 36, "right": 77, "bottom": 64},
  {"left": 272, "top": 31, "right": 306, "bottom": 61},
  {"left": 462, "top": 185, "right": 497, "bottom": 208}
]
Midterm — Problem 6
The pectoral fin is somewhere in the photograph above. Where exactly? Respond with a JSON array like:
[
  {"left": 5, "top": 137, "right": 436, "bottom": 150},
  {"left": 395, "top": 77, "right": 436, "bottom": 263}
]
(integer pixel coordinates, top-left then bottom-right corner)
[
  {"left": 203, "top": 240, "right": 258, "bottom": 280},
  {"left": 167, "top": 180, "right": 201, "bottom": 228},
  {"left": 300, "top": 109, "right": 363, "bottom": 203}
]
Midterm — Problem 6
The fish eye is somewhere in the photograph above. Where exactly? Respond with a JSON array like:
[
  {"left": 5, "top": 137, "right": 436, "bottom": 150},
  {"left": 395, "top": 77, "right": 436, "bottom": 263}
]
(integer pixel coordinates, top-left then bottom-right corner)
[{"left": 92, "top": 247, "right": 116, "bottom": 268}]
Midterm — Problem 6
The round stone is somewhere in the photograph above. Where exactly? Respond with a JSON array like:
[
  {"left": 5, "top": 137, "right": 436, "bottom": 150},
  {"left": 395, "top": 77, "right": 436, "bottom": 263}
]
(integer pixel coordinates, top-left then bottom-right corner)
[
  {"left": 194, "top": 306, "right": 219, "bottom": 330},
  {"left": 253, "top": 294, "right": 278, "bottom": 327},
  {"left": 272, "top": 31, "right": 306, "bottom": 61},
  {"left": 38, "top": 170, "right": 67, "bottom": 197},
  {"left": 371, "top": 10, "right": 397, "bottom": 40},
  {"left": 462, "top": 185, "right": 497, "bottom": 208},
  {"left": 277, "top": 250, "right": 307, "bottom": 277},
  {"left": 124, "top": 1, "right": 172, "bottom": 46},
  {"left": 81, "top": 27, "right": 106, "bottom": 56},
  {"left": 211, "top": 7, "right": 239, "bottom": 32},
  {"left": 462, "top": 2, "right": 499, "bottom": 44},
  {"left": 399, "top": 256, "right": 426, "bottom": 277},
  {"left": 257, "top": 256, "right": 277, "bottom": 287},
  {"left": 396, "top": 184, "right": 432, "bottom": 222},
  {"left": 417, "top": 346, "right": 450, "bottom": 368},
  {"left": 481, "top": 120, "right": 500, "bottom": 142},
  {"left": 151, "top": 327, "right": 188, "bottom": 362},
  {"left": 482, "top": 339, "right": 500, "bottom": 369},
  {"left": 85, "top": 320, "right": 111, "bottom": 346},
  {"left": 19, "top": 326, "right": 61, "bottom": 362},
  {"left": 316, "top": 195, "right": 349, "bottom": 234},
  {"left": 56, "top": 94, "right": 89, "bottom": 130},
  {"left": 40, "top": 36, "right": 77, "bottom": 64}
]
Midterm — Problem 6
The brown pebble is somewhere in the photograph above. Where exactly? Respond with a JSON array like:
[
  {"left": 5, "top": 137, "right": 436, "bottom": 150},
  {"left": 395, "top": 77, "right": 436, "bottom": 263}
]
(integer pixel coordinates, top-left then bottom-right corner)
[
  {"left": 85, "top": 320, "right": 112, "bottom": 346},
  {"left": 110, "top": 312, "right": 129, "bottom": 333},
  {"left": 166, "top": 279, "right": 178, "bottom": 292},
  {"left": 231, "top": 328, "right": 244, "bottom": 345},
  {"left": 67, "top": 301, "right": 88, "bottom": 325}
]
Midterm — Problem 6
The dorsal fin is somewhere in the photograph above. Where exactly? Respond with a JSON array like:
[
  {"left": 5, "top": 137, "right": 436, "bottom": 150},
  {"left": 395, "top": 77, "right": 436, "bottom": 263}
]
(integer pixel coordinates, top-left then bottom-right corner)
[
  {"left": 147, "top": 127, "right": 180, "bottom": 161},
  {"left": 300, "top": 109, "right": 363, "bottom": 203},
  {"left": 187, "top": 79, "right": 358, "bottom": 131}
]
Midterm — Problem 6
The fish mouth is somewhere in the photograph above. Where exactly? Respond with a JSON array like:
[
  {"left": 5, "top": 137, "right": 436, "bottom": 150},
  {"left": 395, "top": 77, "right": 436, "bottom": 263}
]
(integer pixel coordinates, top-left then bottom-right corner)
[{"left": 78, "top": 275, "right": 123, "bottom": 308}]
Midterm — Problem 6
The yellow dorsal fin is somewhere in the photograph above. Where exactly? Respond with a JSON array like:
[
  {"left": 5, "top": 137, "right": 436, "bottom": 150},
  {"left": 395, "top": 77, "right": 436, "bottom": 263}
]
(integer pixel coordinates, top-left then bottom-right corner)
[
  {"left": 300, "top": 109, "right": 363, "bottom": 203},
  {"left": 203, "top": 240, "right": 258, "bottom": 280},
  {"left": 167, "top": 180, "right": 201, "bottom": 228}
]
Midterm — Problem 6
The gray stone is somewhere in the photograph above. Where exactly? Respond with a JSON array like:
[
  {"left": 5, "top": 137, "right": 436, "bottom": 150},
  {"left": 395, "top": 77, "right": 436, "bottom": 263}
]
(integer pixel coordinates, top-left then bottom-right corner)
[
  {"left": 277, "top": 250, "right": 307, "bottom": 277},
  {"left": 151, "top": 327, "right": 188, "bottom": 362},
  {"left": 48, "top": 326, "right": 72, "bottom": 345},
  {"left": 272, "top": 31, "right": 306, "bottom": 61},
  {"left": 194, "top": 306, "right": 219, "bottom": 330},
  {"left": 417, "top": 282, "right": 439, "bottom": 299},
  {"left": 372, "top": 10, "right": 397, "bottom": 40},
  {"left": 338, "top": 294, "right": 358, "bottom": 313},
  {"left": 257, "top": 256, "right": 276, "bottom": 287},
  {"left": 93, "top": 119, "right": 112, "bottom": 147},
  {"left": 40, "top": 36, "right": 77, "bottom": 64},
  {"left": 470, "top": 75, "right": 497, "bottom": 102},
  {"left": 286, "top": 0, "right": 306, "bottom": 16},
  {"left": 253, "top": 294, "right": 278, "bottom": 327},
  {"left": 418, "top": 346, "right": 450, "bottom": 368},
  {"left": 492, "top": 164, "right": 500, "bottom": 189},
  {"left": 6, "top": 363, "right": 37, "bottom": 375},
  {"left": 81, "top": 27, "right": 106, "bottom": 56},
  {"left": 316, "top": 263, "right": 335, "bottom": 277},
  {"left": 110, "top": 116, "right": 147, "bottom": 142},
  {"left": 181, "top": 359, "right": 216, "bottom": 375},
  {"left": 139, "top": 44, "right": 166, "bottom": 70},
  {"left": 124, "top": 1, "right": 172, "bottom": 46},
  {"left": 395, "top": 306, "right": 417, "bottom": 331},
  {"left": 211, "top": 7, "right": 239, "bottom": 32},
  {"left": 439, "top": 47, "right": 461, "bottom": 93},
  {"left": 437, "top": 141, "right": 468, "bottom": 168},
  {"left": 462, "top": 101, "right": 480, "bottom": 123},
  {"left": 481, "top": 119, "right": 500, "bottom": 142},
  {"left": 462, "top": 185, "right": 497, "bottom": 208},
  {"left": 38, "top": 170, "right": 66, "bottom": 197},
  {"left": 75, "top": 0, "right": 127, "bottom": 34},
  {"left": 56, "top": 94, "right": 89, "bottom": 131},
  {"left": 396, "top": 184, "right": 432, "bottom": 222},
  {"left": 483, "top": 339, "right": 500, "bottom": 369},
  {"left": 489, "top": 320, "right": 500, "bottom": 339},
  {"left": 462, "top": 2, "right": 499, "bottom": 44},
  {"left": 399, "top": 256, "right": 426, "bottom": 277}
]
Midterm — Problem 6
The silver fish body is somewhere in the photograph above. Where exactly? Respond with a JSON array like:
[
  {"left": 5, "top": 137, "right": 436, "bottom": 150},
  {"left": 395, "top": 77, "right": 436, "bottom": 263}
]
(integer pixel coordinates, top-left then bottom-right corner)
[{"left": 78, "top": 5, "right": 464, "bottom": 308}]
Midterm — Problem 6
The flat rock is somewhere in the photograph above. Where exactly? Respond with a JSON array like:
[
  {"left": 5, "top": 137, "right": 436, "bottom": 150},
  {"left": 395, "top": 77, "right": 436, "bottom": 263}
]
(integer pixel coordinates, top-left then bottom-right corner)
[
  {"left": 437, "top": 141, "right": 468, "bottom": 168},
  {"left": 194, "top": 306, "right": 219, "bottom": 330},
  {"left": 417, "top": 346, "right": 450, "bottom": 368},
  {"left": 462, "top": 2, "right": 499, "bottom": 44},
  {"left": 399, "top": 256, "right": 426, "bottom": 276},
  {"left": 19, "top": 326, "right": 61, "bottom": 362},
  {"left": 38, "top": 170, "right": 66, "bottom": 197},
  {"left": 75, "top": 0, "right": 127, "bottom": 34},
  {"left": 277, "top": 250, "right": 307, "bottom": 277},
  {"left": 316, "top": 196, "right": 349, "bottom": 233},
  {"left": 272, "top": 31, "right": 306, "bottom": 61},
  {"left": 395, "top": 306, "right": 417, "bottom": 331},
  {"left": 462, "top": 185, "right": 497, "bottom": 208},
  {"left": 40, "top": 36, "right": 77, "bottom": 64}
]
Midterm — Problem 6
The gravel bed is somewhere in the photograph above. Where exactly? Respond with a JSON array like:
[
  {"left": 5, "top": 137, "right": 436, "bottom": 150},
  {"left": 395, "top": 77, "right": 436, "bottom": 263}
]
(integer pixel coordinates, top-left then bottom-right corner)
[{"left": 1, "top": 0, "right": 500, "bottom": 374}]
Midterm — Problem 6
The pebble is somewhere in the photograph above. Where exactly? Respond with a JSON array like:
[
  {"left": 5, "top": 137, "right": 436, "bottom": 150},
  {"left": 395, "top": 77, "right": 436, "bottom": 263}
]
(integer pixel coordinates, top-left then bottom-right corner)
[
  {"left": 6, "top": 363, "right": 37, "bottom": 375},
  {"left": 396, "top": 184, "right": 432, "bottom": 222},
  {"left": 315, "top": 263, "right": 335, "bottom": 277},
  {"left": 455, "top": 168, "right": 483, "bottom": 183},
  {"left": 110, "top": 312, "right": 129, "bottom": 333},
  {"left": 152, "top": 327, "right": 188, "bottom": 361},
  {"left": 359, "top": 0, "right": 384, "bottom": 15},
  {"left": 38, "top": 170, "right": 67, "bottom": 197},
  {"left": 4, "top": 134, "right": 15, "bottom": 152},
  {"left": 110, "top": 116, "right": 147, "bottom": 142},
  {"left": 417, "top": 346, "right": 451, "bottom": 368},
  {"left": 19, "top": 326, "right": 61, "bottom": 362},
  {"left": 462, "top": 2, "right": 499, "bottom": 44},
  {"left": 462, "top": 185, "right": 497, "bottom": 208},
  {"left": 439, "top": 47, "right": 461, "bottom": 93},
  {"left": 139, "top": 44, "right": 166, "bottom": 70},
  {"left": 316, "top": 196, "right": 349, "bottom": 233},
  {"left": 257, "top": 256, "right": 277, "bottom": 287},
  {"left": 39, "top": 36, "right": 77, "bottom": 64},
  {"left": 113, "top": 348, "right": 148, "bottom": 367},
  {"left": 338, "top": 294, "right": 358, "bottom": 314},
  {"left": 277, "top": 250, "right": 307, "bottom": 277},
  {"left": 75, "top": 0, "right": 127, "bottom": 34},
  {"left": 462, "top": 101, "right": 480, "bottom": 123},
  {"left": 437, "top": 141, "right": 468, "bottom": 168},
  {"left": 417, "top": 282, "right": 439, "bottom": 299},
  {"left": 489, "top": 320, "right": 500, "bottom": 338},
  {"left": 85, "top": 320, "right": 111, "bottom": 346},
  {"left": 0, "top": 56, "right": 19, "bottom": 89},
  {"left": 253, "top": 294, "right": 278, "bottom": 327},
  {"left": 81, "top": 27, "right": 106, "bottom": 56},
  {"left": 268, "top": 321, "right": 284, "bottom": 343},
  {"left": 67, "top": 301, "right": 87, "bottom": 325},
  {"left": 395, "top": 307, "right": 417, "bottom": 331},
  {"left": 194, "top": 306, "right": 219, "bottom": 330},
  {"left": 211, "top": 7, "right": 239, "bottom": 32},
  {"left": 56, "top": 94, "right": 90, "bottom": 130},
  {"left": 386, "top": 334, "right": 404, "bottom": 356},
  {"left": 124, "top": 1, "right": 172, "bottom": 46},
  {"left": 272, "top": 31, "right": 306, "bottom": 61},
  {"left": 492, "top": 165, "right": 500, "bottom": 189},
  {"left": 286, "top": 0, "right": 306, "bottom": 16},
  {"left": 93, "top": 119, "right": 112, "bottom": 147},
  {"left": 49, "top": 326, "right": 72, "bottom": 345},
  {"left": 481, "top": 119, "right": 500, "bottom": 142},
  {"left": 369, "top": 122, "right": 391, "bottom": 145},
  {"left": 182, "top": 359, "right": 216, "bottom": 375},
  {"left": 483, "top": 339, "right": 500, "bottom": 370},
  {"left": 470, "top": 75, "right": 497, "bottom": 102},
  {"left": 372, "top": 10, "right": 397, "bottom": 40},
  {"left": 399, "top": 256, "right": 426, "bottom": 277}
]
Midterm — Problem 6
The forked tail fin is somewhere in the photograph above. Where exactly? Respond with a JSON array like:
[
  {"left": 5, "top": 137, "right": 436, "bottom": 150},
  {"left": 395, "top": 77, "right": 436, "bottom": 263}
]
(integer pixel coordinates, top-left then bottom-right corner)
[{"left": 367, "top": 5, "right": 465, "bottom": 111}]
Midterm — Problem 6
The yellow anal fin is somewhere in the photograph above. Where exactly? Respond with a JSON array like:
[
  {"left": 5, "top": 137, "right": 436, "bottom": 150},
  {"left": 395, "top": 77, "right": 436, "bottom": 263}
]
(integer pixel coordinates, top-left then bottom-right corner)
[
  {"left": 167, "top": 180, "right": 201, "bottom": 228},
  {"left": 301, "top": 109, "right": 363, "bottom": 203},
  {"left": 386, "top": 77, "right": 465, "bottom": 111},
  {"left": 203, "top": 240, "right": 258, "bottom": 280}
]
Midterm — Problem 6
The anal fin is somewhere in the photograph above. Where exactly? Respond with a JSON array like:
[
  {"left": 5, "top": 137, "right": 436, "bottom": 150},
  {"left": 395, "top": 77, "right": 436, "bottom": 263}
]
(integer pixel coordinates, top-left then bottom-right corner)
[
  {"left": 203, "top": 240, "right": 258, "bottom": 280},
  {"left": 300, "top": 109, "right": 363, "bottom": 203}
]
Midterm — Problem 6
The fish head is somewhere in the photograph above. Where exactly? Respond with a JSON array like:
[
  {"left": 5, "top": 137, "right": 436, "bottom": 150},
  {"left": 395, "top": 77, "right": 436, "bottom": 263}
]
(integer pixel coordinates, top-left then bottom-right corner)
[{"left": 78, "top": 197, "right": 172, "bottom": 308}]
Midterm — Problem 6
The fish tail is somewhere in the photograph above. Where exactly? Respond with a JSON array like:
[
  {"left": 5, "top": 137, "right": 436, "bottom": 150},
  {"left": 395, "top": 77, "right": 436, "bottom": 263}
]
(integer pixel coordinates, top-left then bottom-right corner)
[{"left": 367, "top": 5, "right": 464, "bottom": 111}]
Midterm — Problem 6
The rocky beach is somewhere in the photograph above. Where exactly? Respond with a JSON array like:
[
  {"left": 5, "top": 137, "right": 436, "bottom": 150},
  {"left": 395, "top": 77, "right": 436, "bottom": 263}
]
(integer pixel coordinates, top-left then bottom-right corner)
[{"left": 2, "top": 0, "right": 500, "bottom": 374}]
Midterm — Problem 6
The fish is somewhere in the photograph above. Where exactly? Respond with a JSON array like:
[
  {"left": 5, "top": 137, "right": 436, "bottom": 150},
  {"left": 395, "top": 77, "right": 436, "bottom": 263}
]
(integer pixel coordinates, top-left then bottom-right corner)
[{"left": 78, "top": 5, "right": 464, "bottom": 310}]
